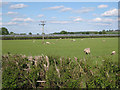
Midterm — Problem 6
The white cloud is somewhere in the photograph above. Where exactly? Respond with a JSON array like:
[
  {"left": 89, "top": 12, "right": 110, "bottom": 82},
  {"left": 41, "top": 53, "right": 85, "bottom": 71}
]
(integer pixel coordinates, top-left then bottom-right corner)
[
  {"left": 93, "top": 18, "right": 102, "bottom": 22},
  {"left": 7, "top": 11, "right": 18, "bottom": 15},
  {"left": 12, "top": 18, "right": 24, "bottom": 21},
  {"left": 38, "top": 14, "right": 44, "bottom": 18},
  {"left": 60, "top": 7, "right": 72, "bottom": 12},
  {"left": 49, "top": 21, "right": 72, "bottom": 24},
  {"left": 12, "top": 17, "right": 33, "bottom": 22},
  {"left": 92, "top": 17, "right": 115, "bottom": 22},
  {"left": 43, "top": 5, "right": 64, "bottom": 10},
  {"left": 10, "top": 4, "right": 28, "bottom": 9},
  {"left": 98, "top": 5, "right": 108, "bottom": 8},
  {"left": 73, "top": 7, "right": 94, "bottom": 13},
  {"left": 24, "top": 18, "right": 33, "bottom": 22},
  {"left": 101, "top": 8, "right": 118, "bottom": 17},
  {"left": 3, "top": 22, "right": 17, "bottom": 26},
  {"left": 73, "top": 17, "right": 83, "bottom": 22}
]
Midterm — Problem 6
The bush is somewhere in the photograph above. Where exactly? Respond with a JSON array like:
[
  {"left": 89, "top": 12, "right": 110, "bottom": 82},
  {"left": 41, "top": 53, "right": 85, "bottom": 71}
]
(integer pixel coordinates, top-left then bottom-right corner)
[{"left": 2, "top": 54, "right": 120, "bottom": 88}]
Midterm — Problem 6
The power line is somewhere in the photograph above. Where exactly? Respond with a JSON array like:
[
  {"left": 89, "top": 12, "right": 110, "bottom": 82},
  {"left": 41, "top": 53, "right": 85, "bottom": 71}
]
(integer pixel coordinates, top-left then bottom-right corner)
[{"left": 39, "top": 21, "right": 46, "bottom": 43}]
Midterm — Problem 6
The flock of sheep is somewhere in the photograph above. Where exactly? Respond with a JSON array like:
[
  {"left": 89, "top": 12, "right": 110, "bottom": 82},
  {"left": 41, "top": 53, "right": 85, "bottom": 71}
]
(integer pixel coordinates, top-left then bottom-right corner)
[
  {"left": 32, "top": 39, "right": 116, "bottom": 55},
  {"left": 83, "top": 48, "right": 115, "bottom": 55}
]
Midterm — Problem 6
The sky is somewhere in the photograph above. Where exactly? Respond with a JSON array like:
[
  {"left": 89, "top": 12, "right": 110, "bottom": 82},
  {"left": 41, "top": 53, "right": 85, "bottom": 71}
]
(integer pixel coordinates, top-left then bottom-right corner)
[{"left": 0, "top": 2, "right": 119, "bottom": 34}]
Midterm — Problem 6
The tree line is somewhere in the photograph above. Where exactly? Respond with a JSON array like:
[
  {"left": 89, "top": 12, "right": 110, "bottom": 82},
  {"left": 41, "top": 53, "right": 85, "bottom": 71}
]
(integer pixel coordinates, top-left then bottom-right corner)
[
  {"left": 0, "top": 27, "right": 118, "bottom": 35},
  {"left": 53, "top": 30, "right": 118, "bottom": 34},
  {"left": 0, "top": 27, "right": 35, "bottom": 35}
]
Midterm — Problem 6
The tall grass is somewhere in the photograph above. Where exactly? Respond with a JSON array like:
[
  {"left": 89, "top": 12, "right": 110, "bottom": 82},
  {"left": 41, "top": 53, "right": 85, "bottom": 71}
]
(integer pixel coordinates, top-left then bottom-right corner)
[{"left": 2, "top": 54, "right": 120, "bottom": 88}]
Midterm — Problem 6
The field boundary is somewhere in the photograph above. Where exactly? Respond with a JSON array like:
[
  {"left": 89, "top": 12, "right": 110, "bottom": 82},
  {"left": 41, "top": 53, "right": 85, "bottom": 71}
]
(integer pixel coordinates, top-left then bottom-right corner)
[{"left": 0, "top": 34, "right": 120, "bottom": 40}]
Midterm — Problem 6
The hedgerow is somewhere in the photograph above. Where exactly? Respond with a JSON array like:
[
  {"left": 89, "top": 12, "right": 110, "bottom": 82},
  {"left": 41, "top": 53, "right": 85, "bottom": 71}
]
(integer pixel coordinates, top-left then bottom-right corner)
[
  {"left": 1, "top": 35, "right": 118, "bottom": 40},
  {"left": 2, "top": 54, "right": 120, "bottom": 88}
]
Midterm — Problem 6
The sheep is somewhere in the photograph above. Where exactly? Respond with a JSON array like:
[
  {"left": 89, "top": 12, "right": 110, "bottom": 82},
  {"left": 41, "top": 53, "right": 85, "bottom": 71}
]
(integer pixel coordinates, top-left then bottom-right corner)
[
  {"left": 71, "top": 39, "right": 76, "bottom": 42},
  {"left": 84, "top": 48, "right": 90, "bottom": 55},
  {"left": 46, "top": 42, "right": 51, "bottom": 44},
  {"left": 111, "top": 51, "right": 116, "bottom": 55}
]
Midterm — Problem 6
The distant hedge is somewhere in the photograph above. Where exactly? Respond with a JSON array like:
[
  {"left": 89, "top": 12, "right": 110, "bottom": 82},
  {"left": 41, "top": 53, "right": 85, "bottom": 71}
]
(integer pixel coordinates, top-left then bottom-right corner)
[{"left": 1, "top": 35, "right": 119, "bottom": 40}]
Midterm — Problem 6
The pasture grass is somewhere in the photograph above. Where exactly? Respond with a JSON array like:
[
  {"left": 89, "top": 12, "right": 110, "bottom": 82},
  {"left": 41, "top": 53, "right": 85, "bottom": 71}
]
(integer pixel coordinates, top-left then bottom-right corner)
[{"left": 2, "top": 38, "right": 118, "bottom": 66}]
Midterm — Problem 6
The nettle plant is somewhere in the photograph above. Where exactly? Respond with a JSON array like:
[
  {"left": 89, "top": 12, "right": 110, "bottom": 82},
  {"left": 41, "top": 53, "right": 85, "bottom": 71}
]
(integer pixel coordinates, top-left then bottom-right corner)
[{"left": 2, "top": 54, "right": 120, "bottom": 88}]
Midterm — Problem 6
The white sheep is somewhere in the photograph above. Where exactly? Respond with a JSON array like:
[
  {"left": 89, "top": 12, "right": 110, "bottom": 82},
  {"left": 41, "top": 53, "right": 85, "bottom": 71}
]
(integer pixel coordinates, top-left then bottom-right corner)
[
  {"left": 111, "top": 51, "right": 116, "bottom": 55},
  {"left": 71, "top": 39, "right": 76, "bottom": 42},
  {"left": 46, "top": 42, "right": 51, "bottom": 44},
  {"left": 84, "top": 48, "right": 90, "bottom": 55}
]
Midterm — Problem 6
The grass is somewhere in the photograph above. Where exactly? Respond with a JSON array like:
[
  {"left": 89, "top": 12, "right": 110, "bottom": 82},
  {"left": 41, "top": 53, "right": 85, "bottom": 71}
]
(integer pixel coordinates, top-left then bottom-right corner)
[
  {"left": 2, "top": 38, "right": 118, "bottom": 65},
  {"left": 2, "top": 38, "right": 119, "bottom": 88}
]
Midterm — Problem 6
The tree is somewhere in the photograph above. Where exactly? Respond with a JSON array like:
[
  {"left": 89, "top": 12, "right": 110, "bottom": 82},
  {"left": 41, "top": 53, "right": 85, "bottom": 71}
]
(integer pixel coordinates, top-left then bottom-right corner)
[
  {"left": 0, "top": 27, "right": 9, "bottom": 35},
  {"left": 60, "top": 30, "right": 68, "bottom": 34},
  {"left": 10, "top": 32, "right": 14, "bottom": 35},
  {"left": 29, "top": 32, "right": 32, "bottom": 35},
  {"left": 94, "top": 32, "right": 98, "bottom": 34},
  {"left": 37, "top": 33, "right": 39, "bottom": 35},
  {"left": 99, "top": 31, "right": 102, "bottom": 34},
  {"left": 102, "top": 30, "right": 106, "bottom": 34},
  {"left": 69, "top": 32, "right": 74, "bottom": 34},
  {"left": 82, "top": 32, "right": 85, "bottom": 34},
  {"left": 86, "top": 32, "right": 89, "bottom": 34}
]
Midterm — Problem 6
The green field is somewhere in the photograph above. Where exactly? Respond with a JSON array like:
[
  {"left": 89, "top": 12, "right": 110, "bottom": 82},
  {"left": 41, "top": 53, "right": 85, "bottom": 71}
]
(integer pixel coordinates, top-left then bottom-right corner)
[
  {"left": 2, "top": 38, "right": 119, "bottom": 88},
  {"left": 2, "top": 38, "right": 118, "bottom": 63}
]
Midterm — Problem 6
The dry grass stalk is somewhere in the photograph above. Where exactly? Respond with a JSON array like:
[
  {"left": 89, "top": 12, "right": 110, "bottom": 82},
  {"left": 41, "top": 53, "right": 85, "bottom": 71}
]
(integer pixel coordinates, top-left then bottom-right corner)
[
  {"left": 74, "top": 57, "right": 85, "bottom": 74},
  {"left": 54, "top": 59, "right": 60, "bottom": 78},
  {"left": 36, "top": 81, "right": 46, "bottom": 83},
  {"left": 43, "top": 56, "right": 49, "bottom": 71}
]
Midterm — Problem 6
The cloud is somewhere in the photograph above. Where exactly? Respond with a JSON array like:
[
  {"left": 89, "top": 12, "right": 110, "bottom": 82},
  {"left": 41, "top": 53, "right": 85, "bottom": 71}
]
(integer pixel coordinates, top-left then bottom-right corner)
[
  {"left": 48, "top": 20, "right": 72, "bottom": 24},
  {"left": 93, "top": 18, "right": 102, "bottom": 22},
  {"left": 43, "top": 5, "right": 64, "bottom": 10},
  {"left": 92, "top": 17, "right": 115, "bottom": 22},
  {"left": 101, "top": 8, "right": 118, "bottom": 17},
  {"left": 10, "top": 4, "right": 28, "bottom": 9},
  {"left": 98, "top": 5, "right": 108, "bottom": 8},
  {"left": 38, "top": 14, "right": 44, "bottom": 18},
  {"left": 73, "top": 7, "right": 95, "bottom": 13},
  {"left": 24, "top": 18, "right": 33, "bottom": 22},
  {"left": 12, "top": 17, "right": 33, "bottom": 22},
  {"left": 3, "top": 22, "right": 17, "bottom": 26},
  {"left": 7, "top": 11, "right": 18, "bottom": 15},
  {"left": 60, "top": 7, "right": 72, "bottom": 12},
  {"left": 73, "top": 17, "right": 83, "bottom": 22}
]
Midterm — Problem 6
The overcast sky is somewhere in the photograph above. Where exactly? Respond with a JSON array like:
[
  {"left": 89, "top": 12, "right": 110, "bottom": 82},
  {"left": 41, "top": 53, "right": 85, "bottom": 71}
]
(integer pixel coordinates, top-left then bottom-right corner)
[{"left": 1, "top": 2, "right": 118, "bottom": 34}]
